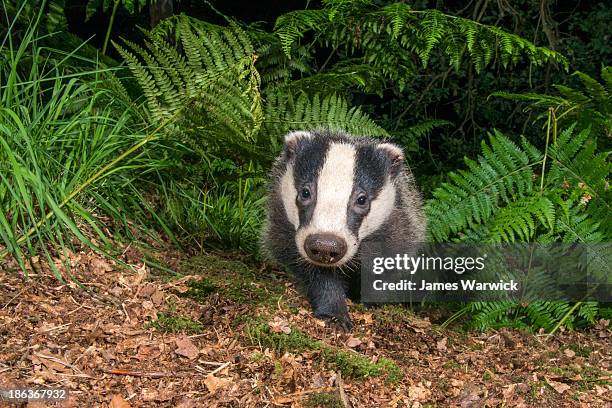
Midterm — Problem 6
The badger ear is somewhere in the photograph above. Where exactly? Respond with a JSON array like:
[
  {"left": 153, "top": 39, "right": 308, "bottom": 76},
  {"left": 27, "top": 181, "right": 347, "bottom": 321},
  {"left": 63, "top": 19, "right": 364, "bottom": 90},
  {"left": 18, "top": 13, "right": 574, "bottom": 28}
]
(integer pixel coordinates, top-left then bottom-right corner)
[
  {"left": 377, "top": 142, "right": 405, "bottom": 177},
  {"left": 283, "top": 131, "right": 312, "bottom": 159}
]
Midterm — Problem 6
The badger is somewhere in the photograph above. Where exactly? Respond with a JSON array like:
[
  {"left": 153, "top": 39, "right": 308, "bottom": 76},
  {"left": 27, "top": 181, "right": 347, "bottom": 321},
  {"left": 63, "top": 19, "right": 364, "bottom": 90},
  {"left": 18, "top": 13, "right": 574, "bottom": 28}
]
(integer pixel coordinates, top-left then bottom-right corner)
[{"left": 262, "top": 130, "right": 426, "bottom": 330}]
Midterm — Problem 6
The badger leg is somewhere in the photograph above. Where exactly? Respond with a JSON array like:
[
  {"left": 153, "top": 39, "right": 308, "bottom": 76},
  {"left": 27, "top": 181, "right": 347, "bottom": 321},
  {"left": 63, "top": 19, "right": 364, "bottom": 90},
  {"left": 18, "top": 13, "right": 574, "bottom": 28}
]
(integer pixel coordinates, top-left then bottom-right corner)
[{"left": 303, "top": 270, "right": 353, "bottom": 331}]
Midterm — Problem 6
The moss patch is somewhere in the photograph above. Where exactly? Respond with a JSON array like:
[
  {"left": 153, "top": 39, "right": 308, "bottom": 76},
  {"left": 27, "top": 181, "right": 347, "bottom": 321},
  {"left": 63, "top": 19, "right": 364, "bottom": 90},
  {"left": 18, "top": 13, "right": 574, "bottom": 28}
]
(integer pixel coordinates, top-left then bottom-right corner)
[
  {"left": 247, "top": 321, "right": 321, "bottom": 353},
  {"left": 246, "top": 322, "right": 402, "bottom": 384},
  {"left": 148, "top": 313, "right": 204, "bottom": 334},
  {"left": 325, "top": 349, "right": 403, "bottom": 384},
  {"left": 179, "top": 254, "right": 285, "bottom": 305},
  {"left": 305, "top": 392, "right": 342, "bottom": 408},
  {"left": 177, "top": 278, "right": 218, "bottom": 302}
]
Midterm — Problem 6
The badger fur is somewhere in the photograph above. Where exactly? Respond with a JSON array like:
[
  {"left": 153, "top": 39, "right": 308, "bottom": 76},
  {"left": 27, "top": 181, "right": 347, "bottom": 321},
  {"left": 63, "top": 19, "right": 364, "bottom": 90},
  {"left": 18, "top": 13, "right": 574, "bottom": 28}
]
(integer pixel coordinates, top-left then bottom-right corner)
[{"left": 262, "top": 130, "right": 426, "bottom": 330}]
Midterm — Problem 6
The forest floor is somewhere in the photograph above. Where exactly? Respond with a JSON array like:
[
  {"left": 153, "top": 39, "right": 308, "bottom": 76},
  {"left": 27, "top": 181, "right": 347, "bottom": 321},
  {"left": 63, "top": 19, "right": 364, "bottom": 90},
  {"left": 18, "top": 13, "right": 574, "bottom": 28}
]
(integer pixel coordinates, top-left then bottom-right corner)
[{"left": 0, "top": 247, "right": 610, "bottom": 407}]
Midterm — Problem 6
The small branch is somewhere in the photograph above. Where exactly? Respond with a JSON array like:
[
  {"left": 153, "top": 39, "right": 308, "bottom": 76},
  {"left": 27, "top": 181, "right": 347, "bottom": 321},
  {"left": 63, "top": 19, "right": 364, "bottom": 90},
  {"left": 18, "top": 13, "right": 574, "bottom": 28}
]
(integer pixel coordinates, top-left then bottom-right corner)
[
  {"left": 319, "top": 46, "right": 339, "bottom": 73},
  {"left": 102, "top": 368, "right": 193, "bottom": 378},
  {"left": 273, "top": 387, "right": 336, "bottom": 404},
  {"left": 337, "top": 371, "right": 351, "bottom": 408},
  {"left": 209, "top": 361, "right": 231, "bottom": 376}
]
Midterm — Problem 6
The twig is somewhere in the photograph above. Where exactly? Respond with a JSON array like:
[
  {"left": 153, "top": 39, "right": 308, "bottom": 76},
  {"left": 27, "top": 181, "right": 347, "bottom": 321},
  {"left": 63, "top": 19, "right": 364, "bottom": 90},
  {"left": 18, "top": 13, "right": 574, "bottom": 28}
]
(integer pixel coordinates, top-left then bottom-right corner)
[
  {"left": 2, "top": 287, "right": 26, "bottom": 310},
  {"left": 33, "top": 352, "right": 85, "bottom": 375},
  {"left": 40, "top": 323, "right": 72, "bottom": 333},
  {"left": 337, "top": 371, "right": 351, "bottom": 408},
  {"left": 196, "top": 360, "right": 227, "bottom": 366},
  {"left": 273, "top": 387, "right": 336, "bottom": 404},
  {"left": 208, "top": 361, "right": 231, "bottom": 376},
  {"left": 102, "top": 368, "right": 193, "bottom": 378}
]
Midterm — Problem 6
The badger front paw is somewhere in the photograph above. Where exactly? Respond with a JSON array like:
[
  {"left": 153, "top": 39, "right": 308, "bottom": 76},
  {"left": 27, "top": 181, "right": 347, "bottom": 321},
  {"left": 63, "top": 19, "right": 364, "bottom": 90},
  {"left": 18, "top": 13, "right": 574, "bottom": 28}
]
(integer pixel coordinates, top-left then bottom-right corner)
[{"left": 314, "top": 311, "right": 353, "bottom": 331}]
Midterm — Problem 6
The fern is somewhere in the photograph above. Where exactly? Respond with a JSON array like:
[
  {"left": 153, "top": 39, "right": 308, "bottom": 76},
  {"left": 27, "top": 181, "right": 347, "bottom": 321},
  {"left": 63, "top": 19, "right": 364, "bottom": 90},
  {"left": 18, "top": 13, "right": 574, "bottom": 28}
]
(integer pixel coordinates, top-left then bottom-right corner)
[
  {"left": 430, "top": 124, "right": 610, "bottom": 332},
  {"left": 86, "top": 0, "right": 146, "bottom": 19},
  {"left": 427, "top": 126, "right": 610, "bottom": 244},
  {"left": 114, "top": 15, "right": 387, "bottom": 162},
  {"left": 493, "top": 66, "right": 611, "bottom": 140},
  {"left": 264, "top": 91, "right": 388, "bottom": 139},
  {"left": 274, "top": 0, "right": 568, "bottom": 85}
]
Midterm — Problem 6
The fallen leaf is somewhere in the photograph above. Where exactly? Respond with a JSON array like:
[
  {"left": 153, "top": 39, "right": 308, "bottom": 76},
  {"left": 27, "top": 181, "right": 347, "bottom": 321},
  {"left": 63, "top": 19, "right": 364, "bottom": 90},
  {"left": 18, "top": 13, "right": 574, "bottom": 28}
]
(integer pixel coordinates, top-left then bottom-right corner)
[
  {"left": 204, "top": 373, "right": 231, "bottom": 394},
  {"left": 109, "top": 394, "right": 131, "bottom": 408},
  {"left": 269, "top": 316, "right": 291, "bottom": 334},
  {"left": 346, "top": 336, "right": 362, "bottom": 348},
  {"left": 437, "top": 337, "right": 448, "bottom": 351},
  {"left": 409, "top": 317, "right": 432, "bottom": 333},
  {"left": 311, "top": 373, "right": 326, "bottom": 388},
  {"left": 408, "top": 383, "right": 431, "bottom": 401},
  {"left": 563, "top": 348, "right": 576, "bottom": 358},
  {"left": 545, "top": 377, "right": 571, "bottom": 394},
  {"left": 151, "top": 290, "right": 165, "bottom": 306},
  {"left": 175, "top": 336, "right": 199, "bottom": 360}
]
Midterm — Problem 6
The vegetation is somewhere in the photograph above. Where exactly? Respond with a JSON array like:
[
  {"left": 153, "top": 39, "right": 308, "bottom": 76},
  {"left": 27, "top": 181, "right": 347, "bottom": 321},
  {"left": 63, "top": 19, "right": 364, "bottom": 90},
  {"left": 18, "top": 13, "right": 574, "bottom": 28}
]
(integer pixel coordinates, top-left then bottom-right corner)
[
  {"left": 1, "top": 0, "right": 609, "bottom": 332},
  {"left": 247, "top": 321, "right": 402, "bottom": 383}
]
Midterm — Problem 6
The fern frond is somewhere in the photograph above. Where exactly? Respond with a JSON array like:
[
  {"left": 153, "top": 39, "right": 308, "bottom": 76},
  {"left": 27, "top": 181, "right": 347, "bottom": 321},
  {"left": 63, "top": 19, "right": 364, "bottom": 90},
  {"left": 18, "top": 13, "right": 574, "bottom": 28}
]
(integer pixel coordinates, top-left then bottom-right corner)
[
  {"left": 264, "top": 91, "right": 388, "bottom": 140},
  {"left": 274, "top": 1, "right": 567, "bottom": 77}
]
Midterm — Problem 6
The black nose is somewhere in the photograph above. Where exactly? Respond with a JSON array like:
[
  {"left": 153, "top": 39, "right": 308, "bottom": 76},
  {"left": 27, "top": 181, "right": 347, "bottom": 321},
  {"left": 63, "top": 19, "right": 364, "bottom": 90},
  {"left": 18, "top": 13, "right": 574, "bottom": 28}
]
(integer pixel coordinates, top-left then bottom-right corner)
[{"left": 304, "top": 233, "right": 348, "bottom": 265}]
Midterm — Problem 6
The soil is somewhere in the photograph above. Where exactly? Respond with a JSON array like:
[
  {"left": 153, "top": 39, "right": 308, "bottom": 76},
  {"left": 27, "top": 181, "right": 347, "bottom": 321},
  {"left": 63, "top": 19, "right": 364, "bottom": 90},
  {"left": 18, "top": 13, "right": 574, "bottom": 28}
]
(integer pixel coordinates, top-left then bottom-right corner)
[{"left": 0, "top": 248, "right": 610, "bottom": 407}]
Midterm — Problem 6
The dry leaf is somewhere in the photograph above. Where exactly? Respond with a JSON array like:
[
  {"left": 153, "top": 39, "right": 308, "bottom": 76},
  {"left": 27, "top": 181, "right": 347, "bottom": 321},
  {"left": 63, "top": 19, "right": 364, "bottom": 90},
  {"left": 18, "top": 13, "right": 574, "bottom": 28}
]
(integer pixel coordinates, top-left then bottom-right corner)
[
  {"left": 175, "top": 336, "right": 199, "bottom": 360},
  {"left": 409, "top": 318, "right": 432, "bottom": 333},
  {"left": 346, "top": 336, "right": 362, "bottom": 348},
  {"left": 437, "top": 337, "right": 448, "bottom": 351},
  {"left": 563, "top": 348, "right": 576, "bottom": 358},
  {"left": 109, "top": 394, "right": 131, "bottom": 408},
  {"left": 204, "top": 373, "right": 231, "bottom": 394},
  {"left": 545, "top": 377, "right": 571, "bottom": 394},
  {"left": 408, "top": 383, "right": 431, "bottom": 401},
  {"left": 269, "top": 316, "right": 291, "bottom": 334}
]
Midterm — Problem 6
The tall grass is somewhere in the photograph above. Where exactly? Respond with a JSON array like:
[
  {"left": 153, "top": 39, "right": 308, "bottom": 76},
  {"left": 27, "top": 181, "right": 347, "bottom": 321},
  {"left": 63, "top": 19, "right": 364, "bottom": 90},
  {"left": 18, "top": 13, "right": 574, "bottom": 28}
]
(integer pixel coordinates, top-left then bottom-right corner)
[
  {"left": 0, "top": 5, "right": 270, "bottom": 277},
  {"left": 0, "top": 5, "right": 170, "bottom": 277}
]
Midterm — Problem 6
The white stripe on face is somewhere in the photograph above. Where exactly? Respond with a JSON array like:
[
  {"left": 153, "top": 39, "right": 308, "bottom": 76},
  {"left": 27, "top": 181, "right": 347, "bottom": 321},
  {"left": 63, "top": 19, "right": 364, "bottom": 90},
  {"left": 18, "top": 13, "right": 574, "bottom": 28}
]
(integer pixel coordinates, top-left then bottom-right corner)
[
  {"left": 280, "top": 162, "right": 299, "bottom": 229},
  {"left": 295, "top": 142, "right": 359, "bottom": 264},
  {"left": 358, "top": 178, "right": 396, "bottom": 239}
]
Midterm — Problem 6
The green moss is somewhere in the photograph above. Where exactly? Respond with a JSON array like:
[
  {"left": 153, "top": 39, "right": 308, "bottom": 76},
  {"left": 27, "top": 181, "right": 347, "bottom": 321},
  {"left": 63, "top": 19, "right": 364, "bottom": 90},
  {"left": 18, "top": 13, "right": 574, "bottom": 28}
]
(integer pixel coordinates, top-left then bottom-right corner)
[
  {"left": 273, "top": 360, "right": 284, "bottom": 379},
  {"left": 442, "top": 360, "right": 460, "bottom": 369},
  {"left": 148, "top": 312, "right": 204, "bottom": 334},
  {"left": 568, "top": 344, "right": 593, "bottom": 357},
  {"left": 325, "top": 349, "right": 402, "bottom": 384},
  {"left": 305, "top": 392, "right": 342, "bottom": 408},
  {"left": 177, "top": 278, "right": 218, "bottom": 302},
  {"left": 248, "top": 352, "right": 265, "bottom": 363},
  {"left": 246, "top": 322, "right": 402, "bottom": 384},
  {"left": 247, "top": 322, "right": 322, "bottom": 353},
  {"left": 179, "top": 254, "right": 284, "bottom": 305},
  {"left": 375, "top": 304, "right": 412, "bottom": 323}
]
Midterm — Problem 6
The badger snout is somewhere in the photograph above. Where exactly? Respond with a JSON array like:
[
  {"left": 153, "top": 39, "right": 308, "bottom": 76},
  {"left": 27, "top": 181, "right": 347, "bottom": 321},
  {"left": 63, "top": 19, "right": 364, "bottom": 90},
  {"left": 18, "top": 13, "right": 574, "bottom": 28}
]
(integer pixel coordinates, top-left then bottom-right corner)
[{"left": 304, "top": 233, "right": 348, "bottom": 265}]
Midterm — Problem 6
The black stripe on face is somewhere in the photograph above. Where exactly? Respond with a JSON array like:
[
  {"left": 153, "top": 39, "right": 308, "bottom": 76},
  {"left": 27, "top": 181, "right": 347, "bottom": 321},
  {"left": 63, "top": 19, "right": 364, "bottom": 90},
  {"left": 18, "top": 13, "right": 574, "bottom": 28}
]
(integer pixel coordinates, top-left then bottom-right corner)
[
  {"left": 347, "top": 144, "right": 389, "bottom": 236},
  {"left": 293, "top": 136, "right": 330, "bottom": 227}
]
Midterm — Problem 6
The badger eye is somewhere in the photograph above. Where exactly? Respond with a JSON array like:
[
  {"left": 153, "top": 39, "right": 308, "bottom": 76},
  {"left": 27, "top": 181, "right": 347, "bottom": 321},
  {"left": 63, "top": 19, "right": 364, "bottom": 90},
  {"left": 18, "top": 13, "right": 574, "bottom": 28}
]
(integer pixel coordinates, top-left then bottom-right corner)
[
  {"left": 300, "top": 187, "right": 311, "bottom": 200},
  {"left": 356, "top": 194, "right": 368, "bottom": 206}
]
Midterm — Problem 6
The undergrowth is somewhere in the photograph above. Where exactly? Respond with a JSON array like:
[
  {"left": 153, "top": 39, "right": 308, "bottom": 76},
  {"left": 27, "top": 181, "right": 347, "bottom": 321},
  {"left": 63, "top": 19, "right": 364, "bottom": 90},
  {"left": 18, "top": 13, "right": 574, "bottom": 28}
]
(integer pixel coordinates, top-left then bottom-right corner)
[
  {"left": 246, "top": 321, "right": 403, "bottom": 384},
  {"left": 1, "top": 1, "right": 609, "bottom": 332}
]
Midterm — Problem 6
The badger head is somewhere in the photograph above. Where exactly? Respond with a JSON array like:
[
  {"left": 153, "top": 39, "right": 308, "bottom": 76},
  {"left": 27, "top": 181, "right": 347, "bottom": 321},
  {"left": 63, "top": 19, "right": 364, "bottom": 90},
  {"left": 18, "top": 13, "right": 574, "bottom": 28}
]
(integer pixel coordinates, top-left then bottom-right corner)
[{"left": 277, "top": 130, "right": 404, "bottom": 268}]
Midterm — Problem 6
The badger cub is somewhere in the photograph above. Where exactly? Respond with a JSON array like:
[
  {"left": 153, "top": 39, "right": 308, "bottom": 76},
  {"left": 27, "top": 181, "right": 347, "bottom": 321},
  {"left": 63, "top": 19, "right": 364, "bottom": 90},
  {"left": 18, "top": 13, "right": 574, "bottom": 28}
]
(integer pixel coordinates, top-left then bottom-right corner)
[{"left": 262, "top": 130, "right": 426, "bottom": 330}]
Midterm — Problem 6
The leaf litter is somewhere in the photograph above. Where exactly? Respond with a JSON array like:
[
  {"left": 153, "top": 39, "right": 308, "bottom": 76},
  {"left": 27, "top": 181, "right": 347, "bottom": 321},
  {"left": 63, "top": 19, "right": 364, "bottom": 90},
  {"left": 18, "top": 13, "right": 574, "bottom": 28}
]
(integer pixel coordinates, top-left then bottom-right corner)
[{"left": 0, "top": 249, "right": 610, "bottom": 407}]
